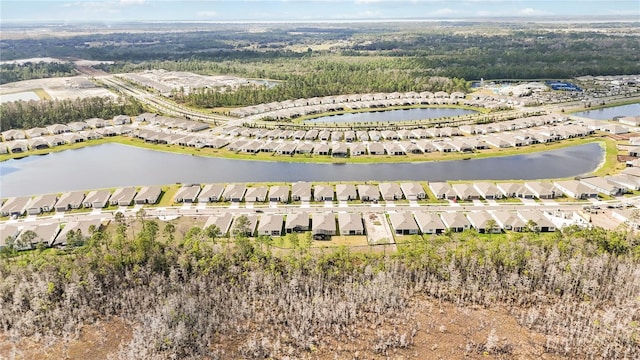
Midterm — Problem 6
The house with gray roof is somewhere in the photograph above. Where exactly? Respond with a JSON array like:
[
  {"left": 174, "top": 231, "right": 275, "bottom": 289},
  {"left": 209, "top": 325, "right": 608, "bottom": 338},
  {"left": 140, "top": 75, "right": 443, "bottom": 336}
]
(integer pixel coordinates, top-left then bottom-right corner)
[
  {"left": 517, "top": 210, "right": 556, "bottom": 232},
  {"left": 497, "top": 182, "right": 524, "bottom": 198},
  {"left": 82, "top": 190, "right": 111, "bottom": 208},
  {"left": 245, "top": 186, "right": 268, "bottom": 202},
  {"left": 291, "top": 182, "right": 312, "bottom": 201},
  {"left": 524, "top": 181, "right": 559, "bottom": 199},
  {"left": 414, "top": 211, "right": 446, "bottom": 234},
  {"left": 174, "top": 184, "right": 201, "bottom": 203},
  {"left": 0, "top": 224, "right": 21, "bottom": 249},
  {"left": 606, "top": 174, "right": 640, "bottom": 191},
  {"left": 2, "top": 129, "right": 26, "bottom": 141},
  {"left": 46, "top": 124, "right": 71, "bottom": 134},
  {"left": 336, "top": 184, "right": 357, "bottom": 201},
  {"left": 26, "top": 194, "right": 58, "bottom": 215},
  {"left": 20, "top": 223, "right": 61, "bottom": 248},
  {"left": 429, "top": 182, "right": 456, "bottom": 200},
  {"left": 312, "top": 213, "right": 336, "bottom": 236},
  {"left": 491, "top": 211, "right": 526, "bottom": 232},
  {"left": 349, "top": 143, "right": 367, "bottom": 156},
  {"left": 25, "top": 127, "right": 49, "bottom": 138},
  {"left": 55, "top": 191, "right": 86, "bottom": 212},
  {"left": 338, "top": 213, "right": 364, "bottom": 235},
  {"left": 110, "top": 187, "right": 136, "bottom": 206},
  {"left": 389, "top": 212, "right": 419, "bottom": 235},
  {"left": 473, "top": 182, "right": 503, "bottom": 200},
  {"left": 268, "top": 185, "right": 290, "bottom": 203},
  {"left": 285, "top": 212, "right": 310, "bottom": 233},
  {"left": 580, "top": 177, "right": 623, "bottom": 196},
  {"left": 554, "top": 180, "right": 598, "bottom": 199},
  {"left": 222, "top": 184, "right": 247, "bottom": 202},
  {"left": 134, "top": 186, "right": 162, "bottom": 205},
  {"left": 332, "top": 143, "right": 349, "bottom": 157},
  {"left": 54, "top": 219, "right": 102, "bottom": 246},
  {"left": 204, "top": 213, "right": 233, "bottom": 236},
  {"left": 440, "top": 212, "right": 471, "bottom": 232},
  {"left": 368, "top": 142, "right": 385, "bottom": 155},
  {"left": 357, "top": 184, "right": 380, "bottom": 202},
  {"left": 232, "top": 214, "right": 258, "bottom": 237},
  {"left": 400, "top": 182, "right": 426, "bottom": 200},
  {"left": 197, "top": 184, "right": 225, "bottom": 203},
  {"left": 314, "top": 185, "right": 334, "bottom": 201},
  {"left": 452, "top": 183, "right": 481, "bottom": 201},
  {"left": 379, "top": 182, "right": 403, "bottom": 201},
  {"left": 257, "top": 214, "right": 285, "bottom": 236},
  {"left": 313, "top": 143, "right": 331, "bottom": 156},
  {"left": 467, "top": 211, "right": 500, "bottom": 233}
]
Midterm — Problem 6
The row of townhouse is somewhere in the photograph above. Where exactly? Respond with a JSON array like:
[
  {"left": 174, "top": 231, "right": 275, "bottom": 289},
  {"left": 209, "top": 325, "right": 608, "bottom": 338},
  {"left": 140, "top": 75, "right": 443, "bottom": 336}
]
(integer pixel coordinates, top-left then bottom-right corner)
[
  {"left": 389, "top": 209, "right": 557, "bottom": 235},
  {"left": 230, "top": 91, "right": 469, "bottom": 118},
  {"left": 0, "top": 218, "right": 103, "bottom": 250},
  {"left": 0, "top": 186, "right": 162, "bottom": 217},
  {"left": 202, "top": 211, "right": 364, "bottom": 238},
  {"left": 1, "top": 115, "right": 132, "bottom": 142}
]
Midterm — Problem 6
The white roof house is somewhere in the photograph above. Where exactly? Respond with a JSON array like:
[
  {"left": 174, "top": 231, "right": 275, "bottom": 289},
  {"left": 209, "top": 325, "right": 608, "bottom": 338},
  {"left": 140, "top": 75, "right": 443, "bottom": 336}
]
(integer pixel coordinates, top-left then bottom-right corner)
[
  {"left": 414, "top": 211, "right": 446, "bottom": 234},
  {"left": 268, "top": 185, "right": 290, "bottom": 203},
  {"left": 338, "top": 213, "right": 364, "bottom": 235},
  {"left": 335, "top": 184, "right": 357, "bottom": 201},
  {"left": 291, "top": 182, "right": 312, "bottom": 201},
  {"left": 400, "top": 182, "right": 426, "bottom": 200},
  {"left": 554, "top": 180, "right": 598, "bottom": 199},
  {"left": 379, "top": 183, "right": 403, "bottom": 201},
  {"left": 389, "top": 212, "right": 419, "bottom": 235},
  {"left": 197, "top": 184, "right": 226, "bottom": 203},
  {"left": 257, "top": 214, "right": 285, "bottom": 236}
]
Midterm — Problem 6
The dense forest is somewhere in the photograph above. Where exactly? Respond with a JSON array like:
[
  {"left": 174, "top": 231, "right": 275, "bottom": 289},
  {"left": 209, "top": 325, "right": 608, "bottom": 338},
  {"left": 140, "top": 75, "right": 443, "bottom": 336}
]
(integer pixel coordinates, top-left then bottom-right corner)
[
  {"left": 1, "top": 216, "right": 638, "bottom": 358},
  {"left": 0, "top": 62, "right": 76, "bottom": 85},
  {"left": 0, "top": 96, "right": 144, "bottom": 129}
]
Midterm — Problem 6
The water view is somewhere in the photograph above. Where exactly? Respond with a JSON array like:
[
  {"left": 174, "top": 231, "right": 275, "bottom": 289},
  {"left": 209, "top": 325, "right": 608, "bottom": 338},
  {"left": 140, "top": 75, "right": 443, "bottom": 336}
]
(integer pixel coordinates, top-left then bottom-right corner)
[
  {"left": 0, "top": 142, "right": 603, "bottom": 197},
  {"left": 573, "top": 103, "right": 639, "bottom": 120},
  {"left": 304, "top": 107, "right": 478, "bottom": 124}
]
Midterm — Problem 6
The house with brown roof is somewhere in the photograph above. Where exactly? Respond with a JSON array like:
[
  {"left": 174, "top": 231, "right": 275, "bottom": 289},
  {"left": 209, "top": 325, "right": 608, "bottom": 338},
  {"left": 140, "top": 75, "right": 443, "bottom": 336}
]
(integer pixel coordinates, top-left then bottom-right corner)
[
  {"left": 473, "top": 182, "right": 503, "bottom": 200},
  {"left": 222, "top": 184, "right": 247, "bottom": 202},
  {"left": 335, "top": 184, "right": 357, "bottom": 201},
  {"left": 55, "top": 191, "right": 86, "bottom": 212},
  {"left": 26, "top": 194, "right": 57, "bottom": 215},
  {"left": 134, "top": 186, "right": 162, "bottom": 205},
  {"left": 400, "top": 182, "right": 426, "bottom": 200},
  {"left": 83, "top": 190, "right": 112, "bottom": 208},
  {"left": 204, "top": 213, "right": 233, "bottom": 236}
]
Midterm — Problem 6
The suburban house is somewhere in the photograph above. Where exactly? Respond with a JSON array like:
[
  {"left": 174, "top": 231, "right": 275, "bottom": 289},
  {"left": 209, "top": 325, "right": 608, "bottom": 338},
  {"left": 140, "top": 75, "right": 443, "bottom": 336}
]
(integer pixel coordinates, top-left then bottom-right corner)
[
  {"left": 580, "top": 177, "right": 624, "bottom": 196},
  {"left": 518, "top": 210, "right": 556, "bottom": 232},
  {"left": 357, "top": 184, "right": 380, "bottom": 202},
  {"left": 134, "top": 186, "right": 162, "bottom": 205},
  {"left": 467, "top": 211, "right": 500, "bottom": 233},
  {"left": 440, "top": 212, "right": 471, "bottom": 232},
  {"left": 312, "top": 213, "right": 336, "bottom": 237},
  {"left": 379, "top": 182, "right": 403, "bottom": 201},
  {"left": 54, "top": 218, "right": 102, "bottom": 246},
  {"left": 336, "top": 184, "right": 358, "bottom": 201},
  {"left": 285, "top": 212, "right": 310, "bottom": 233},
  {"left": 313, "top": 143, "right": 330, "bottom": 156},
  {"left": 429, "top": 182, "right": 456, "bottom": 200},
  {"left": 414, "top": 211, "right": 446, "bottom": 234},
  {"left": 257, "top": 214, "right": 285, "bottom": 236},
  {"left": 491, "top": 211, "right": 526, "bottom": 232},
  {"left": 524, "top": 181, "right": 559, "bottom": 199},
  {"left": 173, "top": 184, "right": 201, "bottom": 203},
  {"left": 244, "top": 186, "right": 268, "bottom": 202},
  {"left": 452, "top": 183, "right": 481, "bottom": 201},
  {"left": 231, "top": 214, "right": 258, "bottom": 237},
  {"left": 473, "top": 182, "right": 503, "bottom": 200},
  {"left": 82, "top": 190, "right": 111, "bottom": 208},
  {"left": 368, "top": 142, "right": 385, "bottom": 155},
  {"left": 204, "top": 213, "right": 234, "bottom": 236},
  {"left": 554, "top": 180, "right": 598, "bottom": 199},
  {"left": 389, "top": 212, "right": 419, "bottom": 235},
  {"left": 291, "top": 182, "right": 312, "bottom": 201},
  {"left": 20, "top": 223, "right": 61, "bottom": 248},
  {"left": 222, "top": 184, "right": 247, "bottom": 202},
  {"left": 606, "top": 174, "right": 640, "bottom": 191},
  {"left": 337, "top": 213, "right": 364, "bottom": 235},
  {"left": 332, "top": 143, "right": 349, "bottom": 157},
  {"left": 110, "top": 187, "right": 137, "bottom": 206},
  {"left": 0, "top": 224, "right": 20, "bottom": 249},
  {"left": 55, "top": 191, "right": 86, "bottom": 212},
  {"left": 197, "top": 184, "right": 226, "bottom": 203},
  {"left": 26, "top": 194, "right": 58, "bottom": 215},
  {"left": 314, "top": 185, "right": 334, "bottom": 201},
  {"left": 400, "top": 182, "right": 426, "bottom": 200},
  {"left": 268, "top": 185, "right": 290, "bottom": 203}
]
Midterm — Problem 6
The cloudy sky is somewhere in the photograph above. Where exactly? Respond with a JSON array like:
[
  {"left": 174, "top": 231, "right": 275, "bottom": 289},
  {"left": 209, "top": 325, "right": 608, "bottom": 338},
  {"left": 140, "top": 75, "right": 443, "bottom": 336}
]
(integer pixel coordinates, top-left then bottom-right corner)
[{"left": 2, "top": 0, "right": 638, "bottom": 22}]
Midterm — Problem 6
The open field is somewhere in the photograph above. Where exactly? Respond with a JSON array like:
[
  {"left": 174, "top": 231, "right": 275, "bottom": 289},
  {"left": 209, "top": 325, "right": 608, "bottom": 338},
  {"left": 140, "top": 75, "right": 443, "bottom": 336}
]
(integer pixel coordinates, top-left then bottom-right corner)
[{"left": 0, "top": 76, "right": 116, "bottom": 101}]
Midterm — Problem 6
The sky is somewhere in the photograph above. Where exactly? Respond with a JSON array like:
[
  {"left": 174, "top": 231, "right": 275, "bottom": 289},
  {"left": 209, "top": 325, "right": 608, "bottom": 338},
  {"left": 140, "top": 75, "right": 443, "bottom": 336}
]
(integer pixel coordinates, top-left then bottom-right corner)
[{"left": 1, "top": 0, "right": 638, "bottom": 23}]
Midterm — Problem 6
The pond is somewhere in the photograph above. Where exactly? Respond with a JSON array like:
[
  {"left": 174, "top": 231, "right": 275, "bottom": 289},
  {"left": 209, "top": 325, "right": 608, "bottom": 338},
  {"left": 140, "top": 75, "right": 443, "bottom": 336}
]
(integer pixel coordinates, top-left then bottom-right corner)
[
  {"left": 0, "top": 142, "right": 603, "bottom": 197},
  {"left": 304, "top": 108, "right": 478, "bottom": 124},
  {"left": 573, "top": 103, "right": 639, "bottom": 120}
]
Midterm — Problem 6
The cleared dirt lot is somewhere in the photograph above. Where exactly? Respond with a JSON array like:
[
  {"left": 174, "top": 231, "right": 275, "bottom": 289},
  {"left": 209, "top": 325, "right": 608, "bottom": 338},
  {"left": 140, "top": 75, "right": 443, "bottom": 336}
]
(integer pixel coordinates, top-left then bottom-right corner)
[{"left": 0, "top": 76, "right": 116, "bottom": 101}]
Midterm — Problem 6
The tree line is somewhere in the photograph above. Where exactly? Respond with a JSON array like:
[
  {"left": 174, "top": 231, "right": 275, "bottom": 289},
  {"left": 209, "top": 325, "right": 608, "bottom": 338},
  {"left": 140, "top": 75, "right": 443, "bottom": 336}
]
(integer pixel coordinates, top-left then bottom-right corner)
[
  {"left": 0, "top": 62, "right": 76, "bottom": 85},
  {"left": 0, "top": 96, "right": 144, "bottom": 130}
]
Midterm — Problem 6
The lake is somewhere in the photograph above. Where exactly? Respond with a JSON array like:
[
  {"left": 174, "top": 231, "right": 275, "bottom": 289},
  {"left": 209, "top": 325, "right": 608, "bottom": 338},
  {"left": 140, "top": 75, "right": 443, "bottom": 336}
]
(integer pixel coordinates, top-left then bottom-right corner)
[
  {"left": 573, "top": 103, "right": 639, "bottom": 120},
  {"left": 304, "top": 108, "right": 478, "bottom": 124},
  {"left": 0, "top": 142, "right": 603, "bottom": 197}
]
